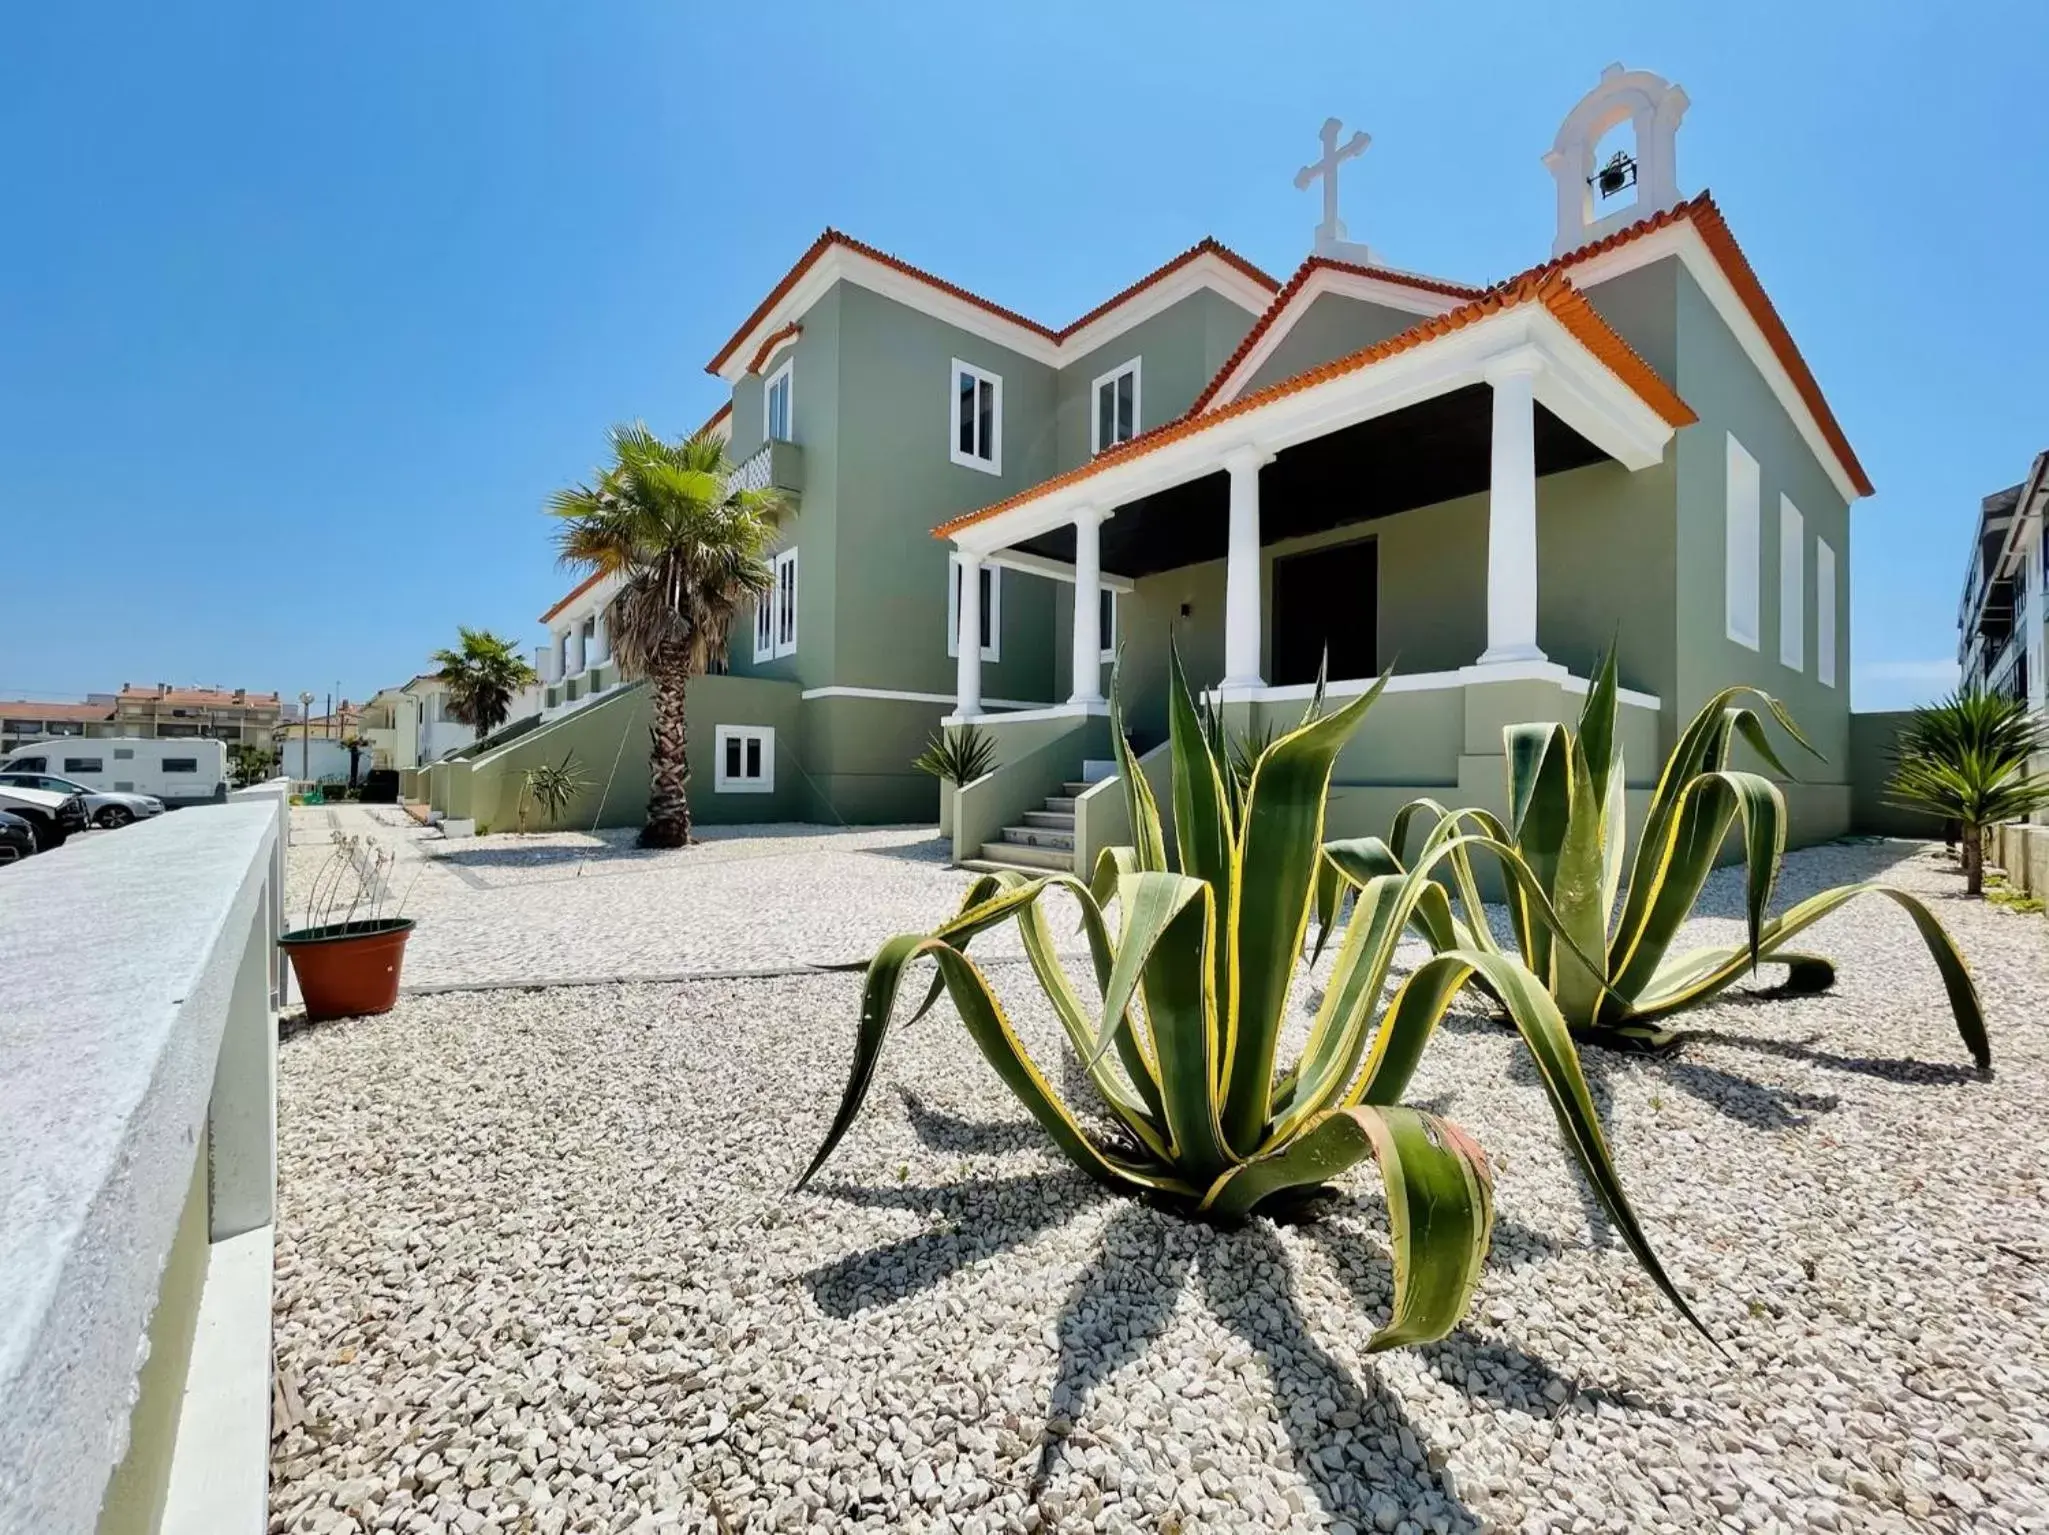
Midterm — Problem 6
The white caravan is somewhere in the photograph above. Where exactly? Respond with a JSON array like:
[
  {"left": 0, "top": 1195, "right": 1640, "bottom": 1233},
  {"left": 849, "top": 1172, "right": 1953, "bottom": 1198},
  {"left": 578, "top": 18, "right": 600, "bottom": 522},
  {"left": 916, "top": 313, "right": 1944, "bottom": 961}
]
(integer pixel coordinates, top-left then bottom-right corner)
[{"left": 0, "top": 736, "right": 228, "bottom": 807}]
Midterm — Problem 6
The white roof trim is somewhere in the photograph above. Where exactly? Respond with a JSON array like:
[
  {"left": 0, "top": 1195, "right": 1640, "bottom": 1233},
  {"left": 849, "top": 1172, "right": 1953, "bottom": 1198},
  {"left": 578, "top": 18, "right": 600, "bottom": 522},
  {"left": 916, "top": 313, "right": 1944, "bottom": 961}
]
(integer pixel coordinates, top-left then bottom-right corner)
[
  {"left": 1566, "top": 220, "right": 1863, "bottom": 505},
  {"left": 546, "top": 571, "right": 623, "bottom": 632},
  {"left": 1204, "top": 265, "right": 1469, "bottom": 411},
  {"left": 949, "top": 304, "right": 1678, "bottom": 557},
  {"left": 713, "top": 247, "right": 1274, "bottom": 384}
]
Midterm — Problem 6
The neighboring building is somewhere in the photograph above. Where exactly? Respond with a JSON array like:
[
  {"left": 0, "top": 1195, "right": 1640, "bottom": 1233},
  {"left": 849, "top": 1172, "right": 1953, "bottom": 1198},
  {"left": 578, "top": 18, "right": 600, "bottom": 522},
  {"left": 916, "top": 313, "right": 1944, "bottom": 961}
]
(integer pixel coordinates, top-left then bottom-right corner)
[
  {"left": 359, "top": 686, "right": 416, "bottom": 770},
  {"left": 460, "top": 64, "right": 1867, "bottom": 862},
  {"left": 114, "top": 684, "right": 283, "bottom": 744},
  {"left": 1958, "top": 452, "right": 2049, "bottom": 705},
  {"left": 0, "top": 699, "right": 119, "bottom": 754}
]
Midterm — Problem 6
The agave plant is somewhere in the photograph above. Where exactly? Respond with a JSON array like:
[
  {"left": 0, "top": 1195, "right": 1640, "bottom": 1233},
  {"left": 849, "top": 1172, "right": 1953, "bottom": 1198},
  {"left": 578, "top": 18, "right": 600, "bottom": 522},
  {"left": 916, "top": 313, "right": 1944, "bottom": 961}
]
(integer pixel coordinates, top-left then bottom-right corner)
[
  {"left": 912, "top": 722, "right": 998, "bottom": 787},
  {"left": 1885, "top": 689, "right": 2049, "bottom": 895},
  {"left": 1355, "top": 653, "right": 1987, "bottom": 1064},
  {"left": 802, "top": 651, "right": 1705, "bottom": 1350},
  {"left": 517, "top": 751, "right": 590, "bottom": 834}
]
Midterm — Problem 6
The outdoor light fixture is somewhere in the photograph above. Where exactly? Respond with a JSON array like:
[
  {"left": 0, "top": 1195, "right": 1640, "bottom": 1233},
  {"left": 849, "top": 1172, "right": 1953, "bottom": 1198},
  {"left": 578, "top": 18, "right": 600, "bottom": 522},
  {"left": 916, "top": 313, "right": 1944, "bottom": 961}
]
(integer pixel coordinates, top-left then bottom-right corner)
[{"left": 1591, "top": 150, "right": 1638, "bottom": 200}]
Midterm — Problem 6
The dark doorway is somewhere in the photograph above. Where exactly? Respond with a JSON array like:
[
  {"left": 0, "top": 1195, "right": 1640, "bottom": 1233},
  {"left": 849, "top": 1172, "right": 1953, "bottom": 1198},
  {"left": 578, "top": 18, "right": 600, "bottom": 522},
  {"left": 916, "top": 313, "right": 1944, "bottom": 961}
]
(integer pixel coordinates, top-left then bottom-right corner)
[{"left": 1271, "top": 538, "right": 1377, "bottom": 685}]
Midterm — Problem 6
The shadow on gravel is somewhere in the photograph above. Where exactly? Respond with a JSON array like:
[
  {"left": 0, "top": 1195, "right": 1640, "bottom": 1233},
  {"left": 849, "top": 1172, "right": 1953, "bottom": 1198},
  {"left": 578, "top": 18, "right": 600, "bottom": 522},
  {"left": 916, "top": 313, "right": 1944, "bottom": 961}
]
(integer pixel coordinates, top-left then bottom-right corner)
[
  {"left": 851, "top": 837, "right": 954, "bottom": 868},
  {"left": 1686, "top": 1028, "right": 1987, "bottom": 1086},
  {"left": 899, "top": 1088, "right": 1046, "bottom": 1154},
  {"left": 425, "top": 843, "right": 651, "bottom": 870}
]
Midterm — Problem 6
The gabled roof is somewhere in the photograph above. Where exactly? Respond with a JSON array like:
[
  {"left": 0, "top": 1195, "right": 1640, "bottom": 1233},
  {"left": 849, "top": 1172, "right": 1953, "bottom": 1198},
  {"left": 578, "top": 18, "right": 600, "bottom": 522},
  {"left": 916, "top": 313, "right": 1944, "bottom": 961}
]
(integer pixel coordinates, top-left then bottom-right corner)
[
  {"left": 1189, "top": 257, "right": 1487, "bottom": 414},
  {"left": 706, "top": 232, "right": 1280, "bottom": 380},
  {"left": 539, "top": 569, "right": 606, "bottom": 625},
  {"left": 1482, "top": 192, "right": 1872, "bottom": 497},
  {"left": 0, "top": 700, "right": 114, "bottom": 722},
  {"left": 935, "top": 271, "right": 1693, "bottom": 538}
]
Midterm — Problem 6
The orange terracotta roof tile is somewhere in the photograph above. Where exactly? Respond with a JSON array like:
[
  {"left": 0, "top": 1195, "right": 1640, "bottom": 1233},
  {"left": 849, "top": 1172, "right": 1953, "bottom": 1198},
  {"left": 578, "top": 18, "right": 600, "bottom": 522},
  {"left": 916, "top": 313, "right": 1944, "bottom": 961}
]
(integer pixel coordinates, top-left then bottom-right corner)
[
  {"left": 116, "top": 686, "right": 279, "bottom": 707},
  {"left": 696, "top": 401, "right": 732, "bottom": 438},
  {"left": 0, "top": 699, "right": 115, "bottom": 722},
  {"left": 746, "top": 322, "right": 803, "bottom": 375},
  {"left": 934, "top": 272, "right": 1695, "bottom": 539},
  {"left": 1485, "top": 192, "right": 1871, "bottom": 497},
  {"left": 539, "top": 568, "right": 605, "bottom": 624},
  {"left": 1189, "top": 256, "right": 1487, "bottom": 415},
  {"left": 706, "top": 232, "right": 1279, "bottom": 375}
]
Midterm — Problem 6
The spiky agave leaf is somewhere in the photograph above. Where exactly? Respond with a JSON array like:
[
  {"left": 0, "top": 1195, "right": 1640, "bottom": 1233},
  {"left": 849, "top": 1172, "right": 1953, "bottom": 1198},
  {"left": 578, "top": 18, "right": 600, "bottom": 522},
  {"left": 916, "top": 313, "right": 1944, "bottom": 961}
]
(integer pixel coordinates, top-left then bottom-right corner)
[{"left": 1200, "top": 1105, "right": 1495, "bottom": 1351}]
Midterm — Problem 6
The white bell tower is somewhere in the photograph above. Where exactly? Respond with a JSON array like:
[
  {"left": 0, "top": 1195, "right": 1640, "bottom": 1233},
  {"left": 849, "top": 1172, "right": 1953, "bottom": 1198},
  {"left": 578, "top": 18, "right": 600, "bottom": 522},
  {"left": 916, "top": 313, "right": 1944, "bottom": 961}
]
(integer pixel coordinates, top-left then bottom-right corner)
[{"left": 1542, "top": 63, "right": 1689, "bottom": 257}]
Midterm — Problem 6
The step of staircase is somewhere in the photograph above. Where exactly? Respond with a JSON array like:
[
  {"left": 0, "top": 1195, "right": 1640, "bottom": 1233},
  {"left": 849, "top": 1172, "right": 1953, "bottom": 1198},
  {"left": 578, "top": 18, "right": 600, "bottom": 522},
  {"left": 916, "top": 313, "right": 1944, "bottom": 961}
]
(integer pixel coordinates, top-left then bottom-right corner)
[
  {"left": 1042, "top": 795, "right": 1078, "bottom": 813},
  {"left": 971, "top": 840, "right": 1073, "bottom": 872},
  {"left": 1001, "top": 823, "right": 1074, "bottom": 852},
  {"left": 1061, "top": 781, "right": 1098, "bottom": 799},
  {"left": 1021, "top": 808, "right": 1076, "bottom": 831}
]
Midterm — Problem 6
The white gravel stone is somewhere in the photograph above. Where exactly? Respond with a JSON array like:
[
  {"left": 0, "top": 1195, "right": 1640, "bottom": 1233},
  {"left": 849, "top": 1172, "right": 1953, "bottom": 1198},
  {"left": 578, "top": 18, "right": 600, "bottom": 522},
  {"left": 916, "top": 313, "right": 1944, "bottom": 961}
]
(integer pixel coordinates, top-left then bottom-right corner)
[{"left": 271, "top": 839, "right": 2049, "bottom": 1533}]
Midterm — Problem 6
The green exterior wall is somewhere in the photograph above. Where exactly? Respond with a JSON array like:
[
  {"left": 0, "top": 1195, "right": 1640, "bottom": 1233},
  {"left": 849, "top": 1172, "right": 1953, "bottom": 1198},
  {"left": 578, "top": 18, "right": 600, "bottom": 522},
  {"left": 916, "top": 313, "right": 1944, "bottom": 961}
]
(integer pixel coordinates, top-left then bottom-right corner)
[
  {"left": 1240, "top": 291, "right": 1433, "bottom": 395},
  {"left": 1054, "top": 289, "right": 1256, "bottom": 464},
  {"left": 465, "top": 677, "right": 806, "bottom": 830},
  {"left": 797, "top": 693, "right": 948, "bottom": 823},
  {"left": 1670, "top": 260, "right": 1853, "bottom": 842},
  {"left": 1849, "top": 710, "right": 1943, "bottom": 837}
]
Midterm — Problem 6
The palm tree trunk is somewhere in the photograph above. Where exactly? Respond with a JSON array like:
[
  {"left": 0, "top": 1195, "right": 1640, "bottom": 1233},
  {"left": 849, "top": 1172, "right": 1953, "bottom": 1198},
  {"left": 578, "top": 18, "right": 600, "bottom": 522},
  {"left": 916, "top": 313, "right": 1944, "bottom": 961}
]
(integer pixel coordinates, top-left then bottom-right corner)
[
  {"left": 1962, "top": 821, "right": 1985, "bottom": 896},
  {"left": 641, "top": 658, "right": 694, "bottom": 849}
]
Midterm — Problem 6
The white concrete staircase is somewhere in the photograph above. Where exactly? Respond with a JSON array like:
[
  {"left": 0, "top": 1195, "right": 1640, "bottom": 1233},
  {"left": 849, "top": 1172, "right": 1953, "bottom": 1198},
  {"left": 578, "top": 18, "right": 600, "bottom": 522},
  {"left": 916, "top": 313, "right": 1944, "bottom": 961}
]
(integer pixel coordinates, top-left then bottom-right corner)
[{"left": 967, "top": 759, "right": 1117, "bottom": 875}]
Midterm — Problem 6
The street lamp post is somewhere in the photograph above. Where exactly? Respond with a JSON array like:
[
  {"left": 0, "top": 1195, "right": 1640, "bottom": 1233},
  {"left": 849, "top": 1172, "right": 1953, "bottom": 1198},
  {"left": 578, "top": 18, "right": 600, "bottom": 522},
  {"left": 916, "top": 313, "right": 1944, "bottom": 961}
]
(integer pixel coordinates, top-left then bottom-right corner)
[{"left": 299, "top": 690, "right": 314, "bottom": 785}]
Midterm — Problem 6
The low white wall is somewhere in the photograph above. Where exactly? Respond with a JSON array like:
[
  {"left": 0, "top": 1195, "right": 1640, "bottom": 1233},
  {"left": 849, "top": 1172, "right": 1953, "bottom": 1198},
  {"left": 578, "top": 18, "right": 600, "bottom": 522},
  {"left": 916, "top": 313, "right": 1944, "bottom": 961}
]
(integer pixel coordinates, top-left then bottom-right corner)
[{"left": 0, "top": 804, "right": 280, "bottom": 1533}]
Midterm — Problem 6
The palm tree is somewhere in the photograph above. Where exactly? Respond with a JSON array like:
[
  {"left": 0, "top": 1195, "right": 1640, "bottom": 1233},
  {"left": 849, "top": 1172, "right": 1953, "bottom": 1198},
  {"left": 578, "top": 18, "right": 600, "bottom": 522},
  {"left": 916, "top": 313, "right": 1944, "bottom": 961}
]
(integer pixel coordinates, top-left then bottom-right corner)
[
  {"left": 549, "top": 423, "right": 778, "bottom": 848},
  {"left": 1887, "top": 689, "right": 2049, "bottom": 894},
  {"left": 431, "top": 626, "right": 539, "bottom": 741}
]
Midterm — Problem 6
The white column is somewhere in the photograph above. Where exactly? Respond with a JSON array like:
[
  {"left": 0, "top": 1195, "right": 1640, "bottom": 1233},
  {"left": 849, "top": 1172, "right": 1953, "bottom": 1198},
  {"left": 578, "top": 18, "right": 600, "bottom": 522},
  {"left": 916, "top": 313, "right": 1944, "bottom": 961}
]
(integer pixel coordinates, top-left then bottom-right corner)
[
  {"left": 955, "top": 551, "right": 984, "bottom": 718},
  {"left": 592, "top": 612, "right": 608, "bottom": 666},
  {"left": 1221, "top": 446, "right": 1272, "bottom": 689},
  {"left": 570, "top": 623, "right": 587, "bottom": 676},
  {"left": 1477, "top": 354, "right": 1548, "bottom": 666},
  {"left": 1069, "top": 506, "right": 1105, "bottom": 705}
]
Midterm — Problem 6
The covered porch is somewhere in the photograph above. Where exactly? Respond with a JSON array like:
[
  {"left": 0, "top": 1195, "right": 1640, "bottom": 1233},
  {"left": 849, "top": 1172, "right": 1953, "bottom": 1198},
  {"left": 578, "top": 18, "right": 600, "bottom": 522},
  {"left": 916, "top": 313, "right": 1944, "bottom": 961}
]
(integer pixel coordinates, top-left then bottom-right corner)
[{"left": 935, "top": 277, "right": 1690, "bottom": 870}]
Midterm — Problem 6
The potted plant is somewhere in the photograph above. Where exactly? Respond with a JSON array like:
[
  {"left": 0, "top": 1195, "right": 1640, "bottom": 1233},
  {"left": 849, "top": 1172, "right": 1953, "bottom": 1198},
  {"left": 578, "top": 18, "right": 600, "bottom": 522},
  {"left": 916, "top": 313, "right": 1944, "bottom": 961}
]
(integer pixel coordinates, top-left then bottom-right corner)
[{"left": 280, "top": 832, "right": 417, "bottom": 1021}]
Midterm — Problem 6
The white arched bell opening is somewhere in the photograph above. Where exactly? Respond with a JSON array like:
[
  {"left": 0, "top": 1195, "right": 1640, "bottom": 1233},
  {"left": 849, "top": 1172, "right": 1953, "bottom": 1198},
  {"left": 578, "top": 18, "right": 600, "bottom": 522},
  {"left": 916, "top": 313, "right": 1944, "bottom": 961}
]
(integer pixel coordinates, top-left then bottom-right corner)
[{"left": 1542, "top": 63, "right": 1689, "bottom": 257}]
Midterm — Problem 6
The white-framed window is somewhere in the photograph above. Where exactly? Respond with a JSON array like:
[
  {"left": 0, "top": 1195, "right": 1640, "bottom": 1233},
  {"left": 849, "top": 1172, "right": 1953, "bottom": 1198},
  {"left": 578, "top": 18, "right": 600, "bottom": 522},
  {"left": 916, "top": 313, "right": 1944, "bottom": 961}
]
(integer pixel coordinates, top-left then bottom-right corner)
[
  {"left": 1779, "top": 496, "right": 1805, "bottom": 673},
  {"left": 947, "top": 555, "right": 1000, "bottom": 661},
  {"left": 713, "top": 724, "right": 774, "bottom": 793},
  {"left": 1815, "top": 536, "right": 1837, "bottom": 689},
  {"left": 1725, "top": 433, "right": 1761, "bottom": 650},
  {"left": 950, "top": 359, "right": 1002, "bottom": 474},
  {"left": 753, "top": 547, "right": 798, "bottom": 660},
  {"left": 765, "top": 358, "right": 794, "bottom": 444},
  {"left": 774, "top": 548, "right": 798, "bottom": 655},
  {"left": 1092, "top": 358, "right": 1141, "bottom": 454},
  {"left": 1097, "top": 587, "right": 1118, "bottom": 664}
]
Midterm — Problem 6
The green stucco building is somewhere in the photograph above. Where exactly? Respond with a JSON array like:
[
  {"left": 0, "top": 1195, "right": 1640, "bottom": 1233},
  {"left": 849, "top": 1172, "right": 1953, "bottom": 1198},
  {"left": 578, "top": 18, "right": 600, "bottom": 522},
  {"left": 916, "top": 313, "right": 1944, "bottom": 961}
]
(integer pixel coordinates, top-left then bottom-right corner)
[{"left": 457, "top": 64, "right": 1872, "bottom": 870}]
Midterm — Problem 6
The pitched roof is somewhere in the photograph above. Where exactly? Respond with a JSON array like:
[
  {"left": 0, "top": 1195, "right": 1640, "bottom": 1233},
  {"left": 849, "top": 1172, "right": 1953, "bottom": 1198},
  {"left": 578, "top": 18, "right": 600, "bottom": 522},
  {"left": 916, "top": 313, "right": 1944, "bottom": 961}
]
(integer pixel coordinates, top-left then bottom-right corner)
[
  {"left": 696, "top": 401, "right": 732, "bottom": 438},
  {"left": 1187, "top": 256, "right": 1487, "bottom": 414},
  {"left": 935, "top": 271, "right": 1694, "bottom": 538},
  {"left": 705, "top": 232, "right": 1280, "bottom": 376},
  {"left": 539, "top": 569, "right": 606, "bottom": 624},
  {"left": 0, "top": 700, "right": 114, "bottom": 722},
  {"left": 1482, "top": 192, "right": 1872, "bottom": 497},
  {"left": 116, "top": 685, "right": 280, "bottom": 707}
]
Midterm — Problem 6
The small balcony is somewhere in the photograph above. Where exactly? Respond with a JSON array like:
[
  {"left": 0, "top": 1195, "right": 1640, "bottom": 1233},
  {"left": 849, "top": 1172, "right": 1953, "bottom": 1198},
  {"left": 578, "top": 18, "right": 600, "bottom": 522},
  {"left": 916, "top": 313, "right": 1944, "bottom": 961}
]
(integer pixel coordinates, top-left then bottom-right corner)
[{"left": 732, "top": 438, "right": 804, "bottom": 502}]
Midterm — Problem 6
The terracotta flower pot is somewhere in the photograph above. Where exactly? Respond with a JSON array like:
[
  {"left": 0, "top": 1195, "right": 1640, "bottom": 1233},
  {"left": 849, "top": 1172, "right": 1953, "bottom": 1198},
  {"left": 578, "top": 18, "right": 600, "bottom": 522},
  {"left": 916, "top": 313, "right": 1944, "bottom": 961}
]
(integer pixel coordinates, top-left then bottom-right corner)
[{"left": 281, "top": 917, "right": 415, "bottom": 1021}]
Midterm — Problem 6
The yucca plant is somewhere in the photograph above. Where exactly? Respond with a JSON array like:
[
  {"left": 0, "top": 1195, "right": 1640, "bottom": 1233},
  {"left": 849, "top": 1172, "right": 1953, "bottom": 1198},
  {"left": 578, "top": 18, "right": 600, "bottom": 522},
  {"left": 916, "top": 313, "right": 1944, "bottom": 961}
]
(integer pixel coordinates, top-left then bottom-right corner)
[
  {"left": 1886, "top": 689, "right": 2049, "bottom": 895},
  {"left": 1357, "top": 653, "right": 1986, "bottom": 1064},
  {"left": 912, "top": 722, "right": 998, "bottom": 787},
  {"left": 802, "top": 651, "right": 1705, "bottom": 1350},
  {"left": 516, "top": 752, "right": 590, "bottom": 834}
]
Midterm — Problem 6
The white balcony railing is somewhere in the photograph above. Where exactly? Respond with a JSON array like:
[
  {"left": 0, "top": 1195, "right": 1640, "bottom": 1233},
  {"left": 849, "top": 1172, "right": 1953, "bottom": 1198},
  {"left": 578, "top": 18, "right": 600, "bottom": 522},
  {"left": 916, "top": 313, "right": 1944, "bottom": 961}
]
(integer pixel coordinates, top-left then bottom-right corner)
[
  {"left": 733, "top": 441, "right": 775, "bottom": 494},
  {"left": 0, "top": 790, "right": 284, "bottom": 1533}
]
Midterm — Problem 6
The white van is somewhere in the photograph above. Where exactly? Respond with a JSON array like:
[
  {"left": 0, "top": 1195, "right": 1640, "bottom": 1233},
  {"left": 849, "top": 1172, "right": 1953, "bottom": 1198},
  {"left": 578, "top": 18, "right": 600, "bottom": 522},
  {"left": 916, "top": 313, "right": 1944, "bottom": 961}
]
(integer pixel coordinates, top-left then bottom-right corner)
[{"left": 0, "top": 737, "right": 228, "bottom": 808}]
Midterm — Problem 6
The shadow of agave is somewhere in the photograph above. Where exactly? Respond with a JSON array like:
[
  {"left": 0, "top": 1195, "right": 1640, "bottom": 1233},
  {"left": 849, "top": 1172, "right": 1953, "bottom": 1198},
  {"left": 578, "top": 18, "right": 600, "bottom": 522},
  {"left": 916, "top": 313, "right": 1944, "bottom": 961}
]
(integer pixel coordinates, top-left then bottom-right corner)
[
  {"left": 898, "top": 1087, "right": 1047, "bottom": 1155},
  {"left": 1685, "top": 1028, "right": 1989, "bottom": 1087}
]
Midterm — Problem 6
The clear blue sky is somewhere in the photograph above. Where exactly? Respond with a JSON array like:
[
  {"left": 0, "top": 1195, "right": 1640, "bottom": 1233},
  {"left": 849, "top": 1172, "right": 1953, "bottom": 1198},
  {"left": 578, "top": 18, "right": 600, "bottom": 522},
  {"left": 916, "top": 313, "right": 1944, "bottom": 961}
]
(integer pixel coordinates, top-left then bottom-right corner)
[{"left": 3, "top": 2, "right": 2042, "bottom": 712}]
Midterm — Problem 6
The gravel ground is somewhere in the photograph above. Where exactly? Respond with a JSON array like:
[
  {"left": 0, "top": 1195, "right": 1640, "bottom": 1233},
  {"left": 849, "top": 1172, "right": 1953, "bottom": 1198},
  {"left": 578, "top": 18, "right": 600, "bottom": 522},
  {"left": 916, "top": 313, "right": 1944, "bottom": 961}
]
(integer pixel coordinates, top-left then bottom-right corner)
[
  {"left": 270, "top": 840, "right": 2049, "bottom": 1534},
  {"left": 287, "top": 805, "right": 1026, "bottom": 986}
]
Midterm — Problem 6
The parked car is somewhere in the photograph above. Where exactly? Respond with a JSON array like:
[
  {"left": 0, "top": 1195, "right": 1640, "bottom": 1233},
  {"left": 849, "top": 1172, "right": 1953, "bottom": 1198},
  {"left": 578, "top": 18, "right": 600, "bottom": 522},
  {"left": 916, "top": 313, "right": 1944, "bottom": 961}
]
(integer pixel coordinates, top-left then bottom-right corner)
[
  {"left": 0, "top": 785, "right": 89, "bottom": 851},
  {"left": 0, "top": 770, "right": 164, "bottom": 829},
  {"left": 0, "top": 809, "right": 33, "bottom": 865}
]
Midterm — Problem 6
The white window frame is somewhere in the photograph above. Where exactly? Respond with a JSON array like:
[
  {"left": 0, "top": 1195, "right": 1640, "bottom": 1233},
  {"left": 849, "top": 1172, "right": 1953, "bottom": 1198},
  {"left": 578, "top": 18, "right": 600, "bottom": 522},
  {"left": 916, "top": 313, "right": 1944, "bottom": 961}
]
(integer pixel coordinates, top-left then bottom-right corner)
[
  {"left": 773, "top": 548, "right": 798, "bottom": 657},
  {"left": 1779, "top": 495, "right": 1805, "bottom": 673},
  {"left": 1815, "top": 536, "right": 1837, "bottom": 689},
  {"left": 764, "top": 357, "right": 794, "bottom": 444},
  {"left": 1724, "top": 434, "right": 1761, "bottom": 650},
  {"left": 946, "top": 554, "right": 1000, "bottom": 662},
  {"left": 949, "top": 359, "right": 1002, "bottom": 475},
  {"left": 1097, "top": 586, "right": 1118, "bottom": 664},
  {"left": 713, "top": 724, "right": 774, "bottom": 793},
  {"left": 1090, "top": 357, "right": 1142, "bottom": 455},
  {"left": 753, "top": 575, "right": 775, "bottom": 661}
]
